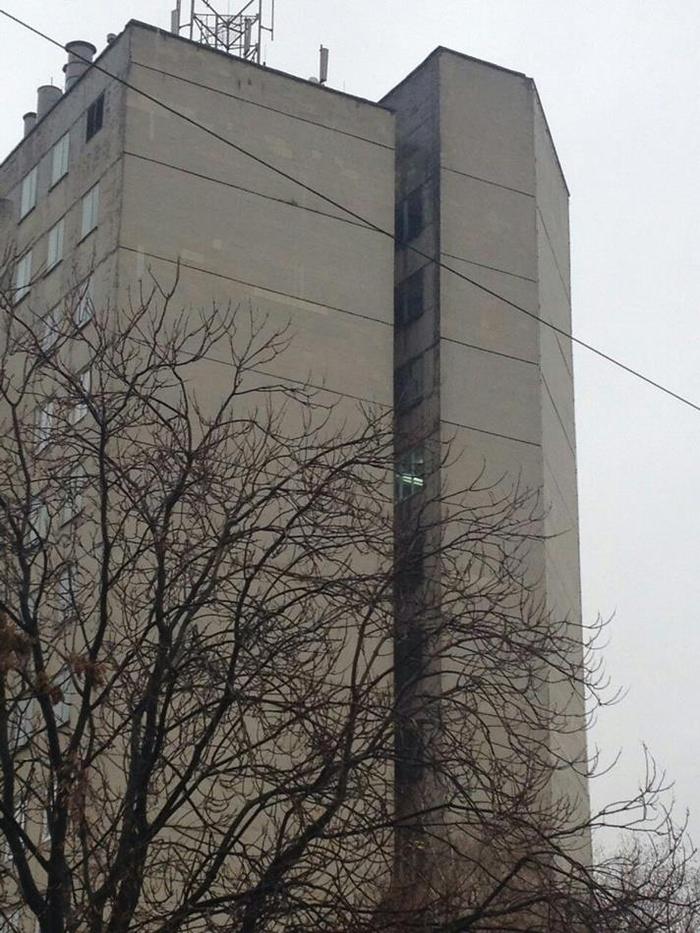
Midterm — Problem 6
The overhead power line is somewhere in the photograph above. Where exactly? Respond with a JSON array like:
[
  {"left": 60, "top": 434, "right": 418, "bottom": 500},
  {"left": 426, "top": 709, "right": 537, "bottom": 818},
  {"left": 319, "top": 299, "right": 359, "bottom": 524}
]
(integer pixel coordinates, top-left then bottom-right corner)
[{"left": 2, "top": 8, "right": 700, "bottom": 415}]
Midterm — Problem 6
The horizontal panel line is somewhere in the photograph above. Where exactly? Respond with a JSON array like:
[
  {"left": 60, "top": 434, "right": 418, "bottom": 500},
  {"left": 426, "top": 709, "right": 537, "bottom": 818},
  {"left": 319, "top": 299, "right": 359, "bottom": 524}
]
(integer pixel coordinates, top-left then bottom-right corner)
[
  {"left": 442, "top": 418, "right": 541, "bottom": 448},
  {"left": 132, "top": 60, "right": 395, "bottom": 151},
  {"left": 119, "top": 245, "right": 393, "bottom": 329}
]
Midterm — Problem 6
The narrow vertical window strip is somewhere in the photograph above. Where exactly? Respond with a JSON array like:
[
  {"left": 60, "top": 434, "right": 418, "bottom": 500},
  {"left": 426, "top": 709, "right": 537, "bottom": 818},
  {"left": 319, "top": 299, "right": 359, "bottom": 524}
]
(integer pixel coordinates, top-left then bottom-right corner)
[
  {"left": 15, "top": 251, "right": 33, "bottom": 303},
  {"left": 81, "top": 184, "right": 99, "bottom": 238},
  {"left": 51, "top": 132, "right": 70, "bottom": 186},
  {"left": 20, "top": 166, "right": 37, "bottom": 219},
  {"left": 47, "top": 219, "right": 64, "bottom": 271}
]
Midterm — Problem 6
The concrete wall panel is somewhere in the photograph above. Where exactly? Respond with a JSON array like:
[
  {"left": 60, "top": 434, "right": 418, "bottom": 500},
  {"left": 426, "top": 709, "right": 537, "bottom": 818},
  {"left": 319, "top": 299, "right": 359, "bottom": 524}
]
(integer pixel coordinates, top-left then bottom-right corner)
[
  {"left": 439, "top": 53, "right": 535, "bottom": 195},
  {"left": 441, "top": 169, "right": 537, "bottom": 280}
]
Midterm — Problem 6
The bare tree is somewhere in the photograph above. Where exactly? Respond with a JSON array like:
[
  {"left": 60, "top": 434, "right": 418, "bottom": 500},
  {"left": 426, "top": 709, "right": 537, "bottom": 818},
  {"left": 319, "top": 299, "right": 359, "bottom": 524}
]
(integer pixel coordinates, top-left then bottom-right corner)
[{"left": 0, "top": 260, "right": 696, "bottom": 933}]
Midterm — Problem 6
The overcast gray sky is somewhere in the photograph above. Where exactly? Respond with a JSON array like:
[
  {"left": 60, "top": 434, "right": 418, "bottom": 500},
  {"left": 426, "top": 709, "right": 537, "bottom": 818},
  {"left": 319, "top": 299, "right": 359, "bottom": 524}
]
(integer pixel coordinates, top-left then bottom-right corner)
[{"left": 1, "top": 0, "right": 699, "bottom": 842}]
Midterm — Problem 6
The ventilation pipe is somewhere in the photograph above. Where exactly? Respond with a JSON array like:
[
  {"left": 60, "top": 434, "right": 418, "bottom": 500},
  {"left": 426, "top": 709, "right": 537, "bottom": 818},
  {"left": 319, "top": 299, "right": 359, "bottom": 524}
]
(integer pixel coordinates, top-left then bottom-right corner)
[
  {"left": 171, "top": 1, "right": 182, "bottom": 35},
  {"left": 37, "top": 85, "right": 62, "bottom": 120},
  {"left": 319, "top": 45, "right": 329, "bottom": 85},
  {"left": 63, "top": 40, "right": 97, "bottom": 92},
  {"left": 23, "top": 112, "right": 37, "bottom": 137}
]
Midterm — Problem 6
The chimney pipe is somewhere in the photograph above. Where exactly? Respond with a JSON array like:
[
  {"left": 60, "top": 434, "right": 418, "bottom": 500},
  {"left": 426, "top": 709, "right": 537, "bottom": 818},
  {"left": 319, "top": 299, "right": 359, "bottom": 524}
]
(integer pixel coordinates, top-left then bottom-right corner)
[
  {"left": 37, "top": 85, "right": 62, "bottom": 120},
  {"left": 23, "top": 112, "right": 37, "bottom": 137},
  {"left": 63, "top": 40, "right": 97, "bottom": 92}
]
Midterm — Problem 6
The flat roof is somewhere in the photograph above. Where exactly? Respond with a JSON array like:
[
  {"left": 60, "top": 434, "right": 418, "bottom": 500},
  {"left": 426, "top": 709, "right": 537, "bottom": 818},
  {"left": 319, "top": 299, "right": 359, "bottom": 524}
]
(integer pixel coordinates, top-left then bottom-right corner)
[
  {"left": 0, "top": 17, "right": 394, "bottom": 171},
  {"left": 2, "top": 24, "right": 568, "bottom": 195},
  {"left": 127, "top": 19, "right": 393, "bottom": 113}
]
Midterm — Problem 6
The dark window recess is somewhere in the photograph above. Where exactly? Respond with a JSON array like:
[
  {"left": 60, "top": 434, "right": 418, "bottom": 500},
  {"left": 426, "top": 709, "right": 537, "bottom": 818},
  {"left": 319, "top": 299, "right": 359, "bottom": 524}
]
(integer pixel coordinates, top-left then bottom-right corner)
[
  {"left": 396, "top": 715, "right": 424, "bottom": 789},
  {"left": 395, "top": 356, "right": 423, "bottom": 412},
  {"left": 396, "top": 532, "right": 425, "bottom": 594},
  {"left": 86, "top": 94, "right": 105, "bottom": 142},
  {"left": 396, "top": 187, "right": 424, "bottom": 243},
  {"left": 394, "top": 267, "right": 425, "bottom": 327}
]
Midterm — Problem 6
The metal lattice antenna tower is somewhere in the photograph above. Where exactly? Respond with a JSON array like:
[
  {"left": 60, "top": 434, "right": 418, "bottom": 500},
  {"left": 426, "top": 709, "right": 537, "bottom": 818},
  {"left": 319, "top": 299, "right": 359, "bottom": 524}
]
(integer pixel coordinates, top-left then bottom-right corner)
[{"left": 170, "top": 0, "right": 275, "bottom": 63}]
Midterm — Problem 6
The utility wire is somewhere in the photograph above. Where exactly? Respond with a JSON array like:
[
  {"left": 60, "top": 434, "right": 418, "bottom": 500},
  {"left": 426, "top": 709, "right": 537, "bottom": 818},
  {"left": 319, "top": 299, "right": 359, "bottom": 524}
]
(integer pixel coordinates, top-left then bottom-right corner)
[{"left": 2, "top": 7, "right": 700, "bottom": 415}]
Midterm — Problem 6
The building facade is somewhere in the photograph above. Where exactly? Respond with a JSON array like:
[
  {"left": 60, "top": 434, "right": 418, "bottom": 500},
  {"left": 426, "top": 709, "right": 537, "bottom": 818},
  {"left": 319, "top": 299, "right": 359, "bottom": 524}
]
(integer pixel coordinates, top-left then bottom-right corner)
[{"left": 0, "top": 17, "right": 589, "bottom": 922}]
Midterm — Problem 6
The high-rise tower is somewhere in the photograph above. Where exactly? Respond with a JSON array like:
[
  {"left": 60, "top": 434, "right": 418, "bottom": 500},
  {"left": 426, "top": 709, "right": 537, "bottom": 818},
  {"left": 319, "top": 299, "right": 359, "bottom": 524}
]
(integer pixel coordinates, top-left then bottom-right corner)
[{"left": 0, "top": 16, "right": 590, "bottom": 924}]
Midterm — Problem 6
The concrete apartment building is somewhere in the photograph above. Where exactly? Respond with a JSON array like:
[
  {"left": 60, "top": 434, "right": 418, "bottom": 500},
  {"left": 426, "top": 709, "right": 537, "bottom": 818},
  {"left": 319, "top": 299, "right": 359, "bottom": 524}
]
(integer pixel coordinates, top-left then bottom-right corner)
[{"left": 0, "top": 6, "right": 589, "bottom": 918}]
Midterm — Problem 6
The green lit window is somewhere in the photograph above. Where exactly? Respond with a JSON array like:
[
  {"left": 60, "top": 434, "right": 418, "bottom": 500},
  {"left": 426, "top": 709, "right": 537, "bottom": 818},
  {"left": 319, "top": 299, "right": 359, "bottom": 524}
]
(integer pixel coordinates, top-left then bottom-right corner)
[{"left": 395, "top": 447, "right": 425, "bottom": 502}]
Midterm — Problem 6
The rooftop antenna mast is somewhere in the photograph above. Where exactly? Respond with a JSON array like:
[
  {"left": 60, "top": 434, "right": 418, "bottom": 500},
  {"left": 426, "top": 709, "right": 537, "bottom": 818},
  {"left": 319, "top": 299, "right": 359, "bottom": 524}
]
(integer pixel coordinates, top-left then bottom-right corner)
[{"left": 171, "top": 0, "right": 275, "bottom": 63}]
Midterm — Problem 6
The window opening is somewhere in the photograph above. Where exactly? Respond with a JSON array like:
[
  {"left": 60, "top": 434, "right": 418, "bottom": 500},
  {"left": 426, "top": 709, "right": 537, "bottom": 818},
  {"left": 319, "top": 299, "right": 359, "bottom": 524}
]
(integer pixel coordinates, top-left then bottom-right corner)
[
  {"left": 396, "top": 187, "right": 424, "bottom": 243},
  {"left": 86, "top": 93, "right": 104, "bottom": 142},
  {"left": 27, "top": 499, "right": 49, "bottom": 549},
  {"left": 395, "top": 447, "right": 425, "bottom": 502},
  {"left": 57, "top": 565, "right": 75, "bottom": 620},
  {"left": 43, "top": 305, "right": 62, "bottom": 352},
  {"left": 396, "top": 530, "right": 425, "bottom": 594},
  {"left": 72, "top": 369, "right": 92, "bottom": 423},
  {"left": 395, "top": 356, "right": 424, "bottom": 412},
  {"left": 61, "top": 468, "right": 86, "bottom": 526},
  {"left": 51, "top": 132, "right": 70, "bottom": 185},
  {"left": 36, "top": 399, "right": 55, "bottom": 450},
  {"left": 395, "top": 267, "right": 425, "bottom": 327},
  {"left": 81, "top": 184, "right": 99, "bottom": 238},
  {"left": 20, "top": 166, "right": 37, "bottom": 219},
  {"left": 14, "top": 251, "right": 33, "bottom": 303},
  {"left": 75, "top": 279, "right": 94, "bottom": 329},
  {"left": 54, "top": 666, "right": 75, "bottom": 726},
  {"left": 46, "top": 219, "right": 64, "bottom": 272}
]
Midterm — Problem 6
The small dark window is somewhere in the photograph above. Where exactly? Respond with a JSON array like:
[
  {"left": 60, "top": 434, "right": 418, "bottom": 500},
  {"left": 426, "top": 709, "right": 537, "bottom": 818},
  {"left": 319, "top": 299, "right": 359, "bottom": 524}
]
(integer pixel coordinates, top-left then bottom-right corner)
[
  {"left": 396, "top": 531, "right": 425, "bottom": 595},
  {"left": 86, "top": 94, "right": 105, "bottom": 142},
  {"left": 394, "top": 267, "right": 425, "bottom": 327},
  {"left": 396, "top": 187, "right": 424, "bottom": 243},
  {"left": 395, "top": 356, "right": 423, "bottom": 412}
]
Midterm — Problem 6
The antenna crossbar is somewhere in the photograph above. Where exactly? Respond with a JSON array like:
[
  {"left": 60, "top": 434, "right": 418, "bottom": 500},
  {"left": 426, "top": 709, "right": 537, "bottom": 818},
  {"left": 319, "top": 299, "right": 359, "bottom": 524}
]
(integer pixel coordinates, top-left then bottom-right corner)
[{"left": 172, "top": 0, "right": 275, "bottom": 63}]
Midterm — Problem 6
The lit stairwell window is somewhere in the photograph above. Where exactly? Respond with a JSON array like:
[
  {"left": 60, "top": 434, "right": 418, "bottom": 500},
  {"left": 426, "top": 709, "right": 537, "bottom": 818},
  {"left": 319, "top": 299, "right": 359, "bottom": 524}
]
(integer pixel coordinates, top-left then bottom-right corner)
[{"left": 395, "top": 447, "right": 425, "bottom": 502}]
